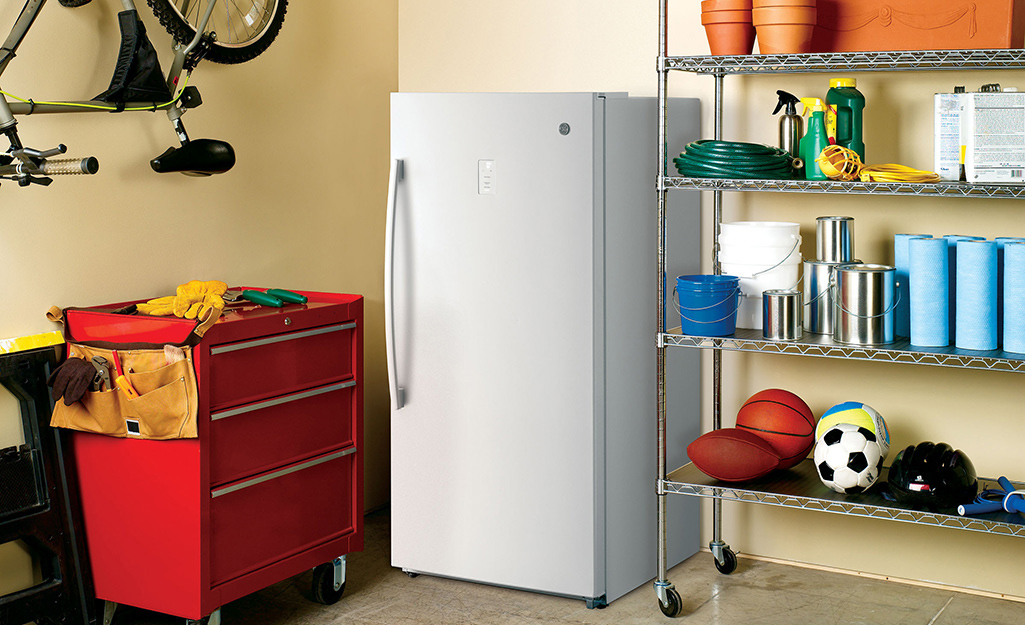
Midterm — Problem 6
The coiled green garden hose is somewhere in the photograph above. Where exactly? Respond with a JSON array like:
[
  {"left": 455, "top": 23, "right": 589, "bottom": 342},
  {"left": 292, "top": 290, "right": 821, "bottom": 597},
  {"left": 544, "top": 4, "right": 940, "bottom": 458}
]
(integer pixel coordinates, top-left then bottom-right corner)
[{"left": 673, "top": 140, "right": 797, "bottom": 180}]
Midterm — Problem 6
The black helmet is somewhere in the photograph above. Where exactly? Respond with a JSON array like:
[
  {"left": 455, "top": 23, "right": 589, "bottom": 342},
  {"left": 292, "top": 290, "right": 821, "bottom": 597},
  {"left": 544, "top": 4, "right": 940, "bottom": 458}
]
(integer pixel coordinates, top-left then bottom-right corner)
[{"left": 887, "top": 442, "right": 978, "bottom": 510}]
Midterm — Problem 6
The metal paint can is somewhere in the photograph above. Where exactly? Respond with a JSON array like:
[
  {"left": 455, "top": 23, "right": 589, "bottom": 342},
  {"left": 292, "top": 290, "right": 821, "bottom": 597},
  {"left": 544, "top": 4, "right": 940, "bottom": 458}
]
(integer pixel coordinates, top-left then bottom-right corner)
[
  {"left": 833, "top": 264, "right": 896, "bottom": 345},
  {"left": 803, "top": 259, "right": 857, "bottom": 334},
  {"left": 816, "top": 216, "right": 855, "bottom": 263},
  {"left": 763, "top": 290, "right": 802, "bottom": 340}
]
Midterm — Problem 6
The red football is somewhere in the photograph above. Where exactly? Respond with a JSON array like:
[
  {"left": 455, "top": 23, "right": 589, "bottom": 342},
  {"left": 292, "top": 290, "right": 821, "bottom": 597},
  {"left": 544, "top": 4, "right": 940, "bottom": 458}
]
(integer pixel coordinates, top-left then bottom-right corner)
[
  {"left": 736, "top": 388, "right": 815, "bottom": 470},
  {"left": 687, "top": 427, "right": 782, "bottom": 482}
]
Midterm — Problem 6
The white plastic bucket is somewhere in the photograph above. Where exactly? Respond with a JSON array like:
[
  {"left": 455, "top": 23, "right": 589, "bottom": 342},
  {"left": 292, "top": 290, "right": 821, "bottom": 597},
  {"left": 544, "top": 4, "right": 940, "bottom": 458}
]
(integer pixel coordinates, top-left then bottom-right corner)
[
  {"left": 736, "top": 294, "right": 763, "bottom": 330},
  {"left": 720, "top": 221, "right": 801, "bottom": 247},
  {"left": 721, "top": 258, "right": 802, "bottom": 296},
  {"left": 718, "top": 235, "right": 802, "bottom": 266}
]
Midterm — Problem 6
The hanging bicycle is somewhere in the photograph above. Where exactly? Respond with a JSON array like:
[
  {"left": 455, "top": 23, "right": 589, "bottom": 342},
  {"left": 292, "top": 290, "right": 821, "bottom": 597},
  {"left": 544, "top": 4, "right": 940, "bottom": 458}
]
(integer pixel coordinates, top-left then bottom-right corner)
[{"left": 0, "top": 0, "right": 288, "bottom": 186}]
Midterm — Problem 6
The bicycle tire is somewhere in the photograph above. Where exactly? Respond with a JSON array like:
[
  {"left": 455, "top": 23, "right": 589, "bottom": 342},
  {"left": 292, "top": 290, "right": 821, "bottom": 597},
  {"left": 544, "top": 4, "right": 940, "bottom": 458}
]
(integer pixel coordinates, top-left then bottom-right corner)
[{"left": 146, "top": 0, "right": 287, "bottom": 65}]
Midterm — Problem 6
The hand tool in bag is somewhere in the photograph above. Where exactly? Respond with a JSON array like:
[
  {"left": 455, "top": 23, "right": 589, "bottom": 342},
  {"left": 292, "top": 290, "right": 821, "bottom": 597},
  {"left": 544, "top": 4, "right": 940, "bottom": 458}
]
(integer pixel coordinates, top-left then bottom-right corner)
[
  {"left": 90, "top": 356, "right": 111, "bottom": 391},
  {"left": 111, "top": 350, "right": 139, "bottom": 399},
  {"left": 46, "top": 357, "right": 97, "bottom": 406}
]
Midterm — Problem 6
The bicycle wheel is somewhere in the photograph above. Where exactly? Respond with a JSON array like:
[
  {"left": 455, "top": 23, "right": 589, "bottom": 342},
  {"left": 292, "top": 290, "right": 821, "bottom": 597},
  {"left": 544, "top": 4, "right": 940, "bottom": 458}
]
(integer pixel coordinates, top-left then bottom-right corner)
[{"left": 147, "top": 0, "right": 287, "bottom": 64}]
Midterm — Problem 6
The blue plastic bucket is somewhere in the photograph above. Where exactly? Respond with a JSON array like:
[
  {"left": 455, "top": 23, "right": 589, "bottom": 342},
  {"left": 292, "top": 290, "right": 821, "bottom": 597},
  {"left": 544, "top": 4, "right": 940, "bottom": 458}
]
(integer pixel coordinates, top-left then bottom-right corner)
[{"left": 675, "top": 274, "right": 741, "bottom": 337}]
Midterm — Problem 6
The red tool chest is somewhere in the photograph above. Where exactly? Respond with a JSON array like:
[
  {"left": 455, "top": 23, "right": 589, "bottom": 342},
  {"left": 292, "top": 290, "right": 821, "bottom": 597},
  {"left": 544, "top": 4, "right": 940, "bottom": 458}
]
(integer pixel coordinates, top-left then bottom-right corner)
[{"left": 62, "top": 290, "right": 363, "bottom": 622}]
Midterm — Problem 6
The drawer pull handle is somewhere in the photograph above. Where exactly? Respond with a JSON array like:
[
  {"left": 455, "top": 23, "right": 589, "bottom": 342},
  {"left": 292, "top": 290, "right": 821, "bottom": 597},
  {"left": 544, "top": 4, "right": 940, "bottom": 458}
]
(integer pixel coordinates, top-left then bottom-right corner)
[
  {"left": 211, "top": 323, "right": 356, "bottom": 355},
  {"left": 211, "top": 447, "right": 356, "bottom": 498},
  {"left": 211, "top": 380, "right": 356, "bottom": 421}
]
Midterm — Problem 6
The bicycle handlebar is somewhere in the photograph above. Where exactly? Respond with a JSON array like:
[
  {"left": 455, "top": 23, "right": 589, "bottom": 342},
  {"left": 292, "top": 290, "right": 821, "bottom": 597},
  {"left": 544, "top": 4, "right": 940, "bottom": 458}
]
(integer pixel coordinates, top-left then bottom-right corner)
[
  {"left": 40, "top": 156, "right": 99, "bottom": 175},
  {"left": 0, "top": 156, "right": 99, "bottom": 178}
]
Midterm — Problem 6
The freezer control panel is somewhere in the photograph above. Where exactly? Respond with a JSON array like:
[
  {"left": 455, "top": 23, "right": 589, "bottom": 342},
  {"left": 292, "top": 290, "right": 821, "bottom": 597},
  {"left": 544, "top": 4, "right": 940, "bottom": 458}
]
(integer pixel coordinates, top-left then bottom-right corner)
[{"left": 478, "top": 159, "right": 495, "bottom": 195}]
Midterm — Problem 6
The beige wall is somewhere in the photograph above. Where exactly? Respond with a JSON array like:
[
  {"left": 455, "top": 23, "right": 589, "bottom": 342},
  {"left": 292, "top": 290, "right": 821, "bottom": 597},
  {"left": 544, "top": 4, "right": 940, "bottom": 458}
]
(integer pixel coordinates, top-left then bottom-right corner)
[
  {"left": 0, "top": 1, "right": 396, "bottom": 596},
  {"left": 399, "top": 1, "right": 1025, "bottom": 599}
]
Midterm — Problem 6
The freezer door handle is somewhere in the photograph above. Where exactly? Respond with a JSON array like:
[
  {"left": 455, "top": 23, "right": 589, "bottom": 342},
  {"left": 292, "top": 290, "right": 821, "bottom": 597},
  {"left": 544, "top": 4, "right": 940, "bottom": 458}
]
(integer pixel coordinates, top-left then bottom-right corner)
[{"left": 385, "top": 158, "right": 405, "bottom": 410}]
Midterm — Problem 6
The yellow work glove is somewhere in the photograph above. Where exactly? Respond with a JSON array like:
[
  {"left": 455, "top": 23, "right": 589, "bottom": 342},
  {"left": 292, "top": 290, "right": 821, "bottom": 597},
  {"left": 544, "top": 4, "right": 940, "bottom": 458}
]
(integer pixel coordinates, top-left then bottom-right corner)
[
  {"left": 174, "top": 280, "right": 228, "bottom": 318},
  {"left": 137, "top": 281, "right": 228, "bottom": 318},
  {"left": 136, "top": 295, "right": 175, "bottom": 316}
]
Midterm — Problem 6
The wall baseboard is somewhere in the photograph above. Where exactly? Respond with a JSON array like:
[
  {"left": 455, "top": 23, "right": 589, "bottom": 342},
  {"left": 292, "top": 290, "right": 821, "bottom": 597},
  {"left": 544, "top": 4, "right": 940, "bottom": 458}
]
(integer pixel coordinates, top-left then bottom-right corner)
[{"left": 700, "top": 547, "right": 1025, "bottom": 604}]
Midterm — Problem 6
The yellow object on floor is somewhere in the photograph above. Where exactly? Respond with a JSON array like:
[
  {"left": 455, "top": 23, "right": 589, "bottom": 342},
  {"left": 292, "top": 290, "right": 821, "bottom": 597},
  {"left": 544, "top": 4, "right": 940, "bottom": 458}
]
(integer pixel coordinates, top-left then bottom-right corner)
[{"left": 0, "top": 331, "right": 63, "bottom": 355}]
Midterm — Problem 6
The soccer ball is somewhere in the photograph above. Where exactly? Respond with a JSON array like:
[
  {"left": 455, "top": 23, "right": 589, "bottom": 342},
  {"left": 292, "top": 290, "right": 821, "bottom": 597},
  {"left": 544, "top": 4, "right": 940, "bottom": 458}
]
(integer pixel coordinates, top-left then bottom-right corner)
[
  {"left": 814, "top": 423, "right": 884, "bottom": 494},
  {"left": 816, "top": 401, "right": 890, "bottom": 459}
]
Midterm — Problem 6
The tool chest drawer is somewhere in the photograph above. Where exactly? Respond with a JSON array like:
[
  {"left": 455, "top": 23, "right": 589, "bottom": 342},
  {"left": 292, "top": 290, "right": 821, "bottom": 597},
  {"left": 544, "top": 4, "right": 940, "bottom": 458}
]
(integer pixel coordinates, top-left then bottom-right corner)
[
  {"left": 207, "top": 322, "right": 356, "bottom": 410},
  {"left": 64, "top": 290, "right": 364, "bottom": 621},
  {"left": 209, "top": 379, "right": 357, "bottom": 485},
  {"left": 209, "top": 449, "right": 356, "bottom": 586}
]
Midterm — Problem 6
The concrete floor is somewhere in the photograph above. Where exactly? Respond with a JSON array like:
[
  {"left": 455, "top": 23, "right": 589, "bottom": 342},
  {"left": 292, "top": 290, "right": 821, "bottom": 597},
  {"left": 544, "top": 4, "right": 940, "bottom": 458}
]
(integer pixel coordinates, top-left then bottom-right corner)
[{"left": 114, "top": 511, "right": 1023, "bottom": 625}]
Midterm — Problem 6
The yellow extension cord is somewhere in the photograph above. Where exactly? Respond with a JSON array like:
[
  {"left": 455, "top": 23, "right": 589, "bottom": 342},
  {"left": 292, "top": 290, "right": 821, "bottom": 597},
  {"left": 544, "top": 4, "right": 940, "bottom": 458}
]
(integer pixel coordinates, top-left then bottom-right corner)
[
  {"left": 816, "top": 144, "right": 941, "bottom": 184},
  {"left": 0, "top": 72, "right": 191, "bottom": 113}
]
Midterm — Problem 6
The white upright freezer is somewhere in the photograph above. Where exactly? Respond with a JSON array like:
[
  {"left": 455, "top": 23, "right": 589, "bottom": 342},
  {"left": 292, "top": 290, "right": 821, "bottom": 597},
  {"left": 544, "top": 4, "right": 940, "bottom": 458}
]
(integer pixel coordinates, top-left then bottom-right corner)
[{"left": 385, "top": 92, "right": 701, "bottom": 607}]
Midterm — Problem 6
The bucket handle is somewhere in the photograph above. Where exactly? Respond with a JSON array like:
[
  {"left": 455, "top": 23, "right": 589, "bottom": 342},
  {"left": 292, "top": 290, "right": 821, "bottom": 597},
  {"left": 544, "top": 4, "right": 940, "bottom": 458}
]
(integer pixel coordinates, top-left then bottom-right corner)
[
  {"left": 672, "top": 286, "right": 744, "bottom": 324},
  {"left": 832, "top": 282, "right": 902, "bottom": 319},
  {"left": 718, "top": 235, "right": 801, "bottom": 278},
  {"left": 751, "top": 236, "right": 801, "bottom": 277},
  {"left": 804, "top": 273, "right": 834, "bottom": 307}
]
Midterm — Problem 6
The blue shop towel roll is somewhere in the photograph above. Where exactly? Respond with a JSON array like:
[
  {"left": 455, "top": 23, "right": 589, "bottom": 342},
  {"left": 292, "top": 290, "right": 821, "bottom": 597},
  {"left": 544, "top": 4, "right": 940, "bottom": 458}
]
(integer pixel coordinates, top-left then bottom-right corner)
[
  {"left": 1004, "top": 242, "right": 1025, "bottom": 354},
  {"left": 955, "top": 240, "right": 997, "bottom": 351},
  {"left": 894, "top": 233, "right": 930, "bottom": 338},
  {"left": 910, "top": 237, "right": 950, "bottom": 347},
  {"left": 996, "top": 237, "right": 1025, "bottom": 344},
  {"left": 944, "top": 235, "right": 984, "bottom": 342}
]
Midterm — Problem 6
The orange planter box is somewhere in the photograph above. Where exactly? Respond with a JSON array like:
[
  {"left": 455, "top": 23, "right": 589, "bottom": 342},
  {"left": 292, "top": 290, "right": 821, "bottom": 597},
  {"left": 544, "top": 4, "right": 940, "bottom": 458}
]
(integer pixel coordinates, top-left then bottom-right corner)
[{"left": 811, "top": 0, "right": 1025, "bottom": 51}]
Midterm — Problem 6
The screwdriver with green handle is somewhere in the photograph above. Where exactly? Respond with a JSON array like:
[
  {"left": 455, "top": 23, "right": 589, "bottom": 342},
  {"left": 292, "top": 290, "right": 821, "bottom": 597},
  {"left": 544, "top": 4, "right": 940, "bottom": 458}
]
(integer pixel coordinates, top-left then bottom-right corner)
[{"left": 225, "top": 288, "right": 309, "bottom": 307}]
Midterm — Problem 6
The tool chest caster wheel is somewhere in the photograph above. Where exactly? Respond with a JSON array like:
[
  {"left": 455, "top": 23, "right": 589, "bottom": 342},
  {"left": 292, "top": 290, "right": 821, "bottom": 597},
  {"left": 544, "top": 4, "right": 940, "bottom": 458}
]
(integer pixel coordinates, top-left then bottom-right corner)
[
  {"left": 312, "top": 557, "right": 347, "bottom": 605},
  {"left": 185, "top": 607, "right": 220, "bottom": 625},
  {"left": 658, "top": 587, "right": 682, "bottom": 618},
  {"left": 713, "top": 547, "right": 737, "bottom": 575}
]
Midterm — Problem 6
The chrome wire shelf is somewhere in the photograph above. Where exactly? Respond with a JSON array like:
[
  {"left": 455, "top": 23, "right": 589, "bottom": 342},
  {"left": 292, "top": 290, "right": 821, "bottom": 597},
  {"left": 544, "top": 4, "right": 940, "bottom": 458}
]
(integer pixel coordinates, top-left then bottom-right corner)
[
  {"left": 667, "top": 49, "right": 1025, "bottom": 75},
  {"left": 662, "top": 328, "right": 1025, "bottom": 373},
  {"left": 664, "top": 461, "right": 1025, "bottom": 538},
  {"left": 663, "top": 176, "right": 1025, "bottom": 198}
]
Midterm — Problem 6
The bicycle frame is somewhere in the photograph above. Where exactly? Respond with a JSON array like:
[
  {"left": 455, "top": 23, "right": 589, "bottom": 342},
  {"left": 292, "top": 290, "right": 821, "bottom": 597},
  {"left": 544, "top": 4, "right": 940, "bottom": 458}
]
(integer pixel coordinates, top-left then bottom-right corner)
[
  {"left": 1, "top": 0, "right": 216, "bottom": 118},
  {"left": 0, "top": 0, "right": 225, "bottom": 183}
]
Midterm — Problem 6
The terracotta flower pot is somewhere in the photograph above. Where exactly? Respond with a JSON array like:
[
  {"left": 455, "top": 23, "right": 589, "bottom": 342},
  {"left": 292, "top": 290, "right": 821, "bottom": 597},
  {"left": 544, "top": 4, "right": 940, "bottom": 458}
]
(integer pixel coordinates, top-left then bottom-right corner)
[
  {"left": 701, "top": 0, "right": 753, "bottom": 11},
  {"left": 752, "top": 0, "right": 815, "bottom": 8},
  {"left": 702, "top": 9, "right": 753, "bottom": 23},
  {"left": 701, "top": 10, "right": 756, "bottom": 55},
  {"left": 752, "top": 6, "right": 817, "bottom": 54},
  {"left": 752, "top": 6, "right": 817, "bottom": 21}
]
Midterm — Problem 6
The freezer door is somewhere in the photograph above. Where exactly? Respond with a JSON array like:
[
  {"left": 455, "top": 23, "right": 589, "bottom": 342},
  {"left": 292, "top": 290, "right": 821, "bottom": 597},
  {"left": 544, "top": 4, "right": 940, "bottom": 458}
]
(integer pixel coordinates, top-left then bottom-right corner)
[{"left": 388, "top": 93, "right": 601, "bottom": 597}]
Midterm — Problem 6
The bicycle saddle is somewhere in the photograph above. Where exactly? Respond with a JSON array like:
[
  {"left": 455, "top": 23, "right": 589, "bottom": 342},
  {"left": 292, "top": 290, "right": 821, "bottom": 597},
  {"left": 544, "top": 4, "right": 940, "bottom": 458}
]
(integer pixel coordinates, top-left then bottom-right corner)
[{"left": 150, "top": 139, "right": 235, "bottom": 176}]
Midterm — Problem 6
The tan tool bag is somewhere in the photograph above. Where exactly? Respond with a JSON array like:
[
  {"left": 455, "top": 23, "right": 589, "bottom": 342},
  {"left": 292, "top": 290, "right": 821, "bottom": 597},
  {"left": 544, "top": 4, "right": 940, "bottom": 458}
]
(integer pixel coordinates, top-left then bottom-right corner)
[{"left": 48, "top": 306, "right": 217, "bottom": 440}]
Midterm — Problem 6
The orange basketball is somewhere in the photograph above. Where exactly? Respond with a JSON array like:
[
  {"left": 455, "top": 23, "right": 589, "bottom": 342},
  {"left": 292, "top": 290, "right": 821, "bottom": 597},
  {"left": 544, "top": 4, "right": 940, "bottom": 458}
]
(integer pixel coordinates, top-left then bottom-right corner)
[{"left": 735, "top": 389, "right": 815, "bottom": 470}]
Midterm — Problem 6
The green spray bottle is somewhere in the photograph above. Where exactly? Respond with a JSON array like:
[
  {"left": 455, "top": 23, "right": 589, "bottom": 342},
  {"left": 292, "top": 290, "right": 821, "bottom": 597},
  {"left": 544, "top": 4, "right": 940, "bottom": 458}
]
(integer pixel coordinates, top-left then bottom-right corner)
[
  {"left": 799, "top": 97, "right": 829, "bottom": 180},
  {"left": 826, "top": 77, "right": 866, "bottom": 161}
]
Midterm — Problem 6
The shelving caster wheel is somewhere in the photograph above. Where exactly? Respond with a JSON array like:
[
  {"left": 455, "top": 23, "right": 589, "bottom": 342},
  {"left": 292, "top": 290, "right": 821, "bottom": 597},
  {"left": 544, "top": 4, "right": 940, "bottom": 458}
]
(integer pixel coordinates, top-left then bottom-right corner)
[
  {"left": 654, "top": 582, "right": 682, "bottom": 618},
  {"left": 312, "top": 556, "right": 347, "bottom": 605},
  {"left": 185, "top": 607, "right": 221, "bottom": 625},
  {"left": 711, "top": 542, "right": 737, "bottom": 575}
]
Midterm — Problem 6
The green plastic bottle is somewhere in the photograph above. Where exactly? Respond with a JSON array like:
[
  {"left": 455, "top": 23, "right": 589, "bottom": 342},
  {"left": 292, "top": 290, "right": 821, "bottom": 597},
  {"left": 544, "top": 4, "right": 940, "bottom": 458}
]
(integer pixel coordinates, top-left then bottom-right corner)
[
  {"left": 799, "top": 98, "right": 829, "bottom": 181},
  {"left": 826, "top": 77, "right": 866, "bottom": 162}
]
